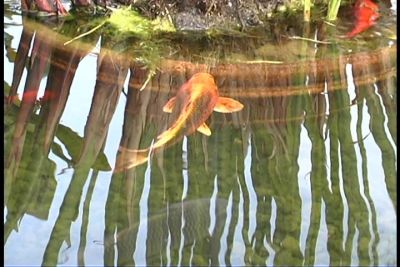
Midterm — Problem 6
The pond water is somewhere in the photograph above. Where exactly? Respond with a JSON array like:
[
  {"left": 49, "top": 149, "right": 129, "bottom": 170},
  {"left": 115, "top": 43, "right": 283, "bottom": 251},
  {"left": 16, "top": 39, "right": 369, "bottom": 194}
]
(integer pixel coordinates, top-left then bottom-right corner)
[{"left": 4, "top": 1, "right": 397, "bottom": 266}]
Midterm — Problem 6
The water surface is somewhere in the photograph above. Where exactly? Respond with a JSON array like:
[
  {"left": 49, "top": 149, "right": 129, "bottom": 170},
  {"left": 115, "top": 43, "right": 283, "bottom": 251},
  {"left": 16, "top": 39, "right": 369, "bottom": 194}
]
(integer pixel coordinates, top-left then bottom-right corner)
[{"left": 4, "top": 2, "right": 397, "bottom": 266}]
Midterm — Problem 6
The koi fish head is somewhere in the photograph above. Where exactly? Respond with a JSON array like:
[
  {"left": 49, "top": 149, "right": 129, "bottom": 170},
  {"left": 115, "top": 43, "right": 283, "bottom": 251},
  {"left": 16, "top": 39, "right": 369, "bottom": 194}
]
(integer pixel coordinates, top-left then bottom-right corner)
[
  {"left": 180, "top": 73, "right": 218, "bottom": 105},
  {"left": 188, "top": 73, "right": 216, "bottom": 86},
  {"left": 163, "top": 72, "right": 219, "bottom": 113}
]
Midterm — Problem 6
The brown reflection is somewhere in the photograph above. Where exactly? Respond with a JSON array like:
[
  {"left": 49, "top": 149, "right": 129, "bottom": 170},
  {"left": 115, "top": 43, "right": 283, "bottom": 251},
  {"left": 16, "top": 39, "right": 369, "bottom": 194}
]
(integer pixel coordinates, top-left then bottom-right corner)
[
  {"left": 4, "top": 16, "right": 94, "bottom": 248},
  {"left": 4, "top": 15, "right": 397, "bottom": 267},
  {"left": 3, "top": 16, "right": 128, "bottom": 265},
  {"left": 42, "top": 35, "right": 130, "bottom": 265},
  {"left": 133, "top": 45, "right": 396, "bottom": 100},
  {"left": 4, "top": 18, "right": 97, "bottom": 209},
  {"left": 5, "top": 20, "right": 55, "bottom": 180},
  {"left": 7, "top": 19, "right": 34, "bottom": 104},
  {"left": 103, "top": 66, "right": 153, "bottom": 267}
]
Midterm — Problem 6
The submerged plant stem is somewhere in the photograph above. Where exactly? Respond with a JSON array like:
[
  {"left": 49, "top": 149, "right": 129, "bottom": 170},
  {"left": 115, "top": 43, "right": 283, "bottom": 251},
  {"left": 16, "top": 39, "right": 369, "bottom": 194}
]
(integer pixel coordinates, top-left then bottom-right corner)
[
  {"left": 304, "top": 0, "right": 311, "bottom": 22},
  {"left": 64, "top": 21, "right": 106, "bottom": 46},
  {"left": 139, "top": 70, "right": 156, "bottom": 91},
  {"left": 288, "top": 36, "right": 333, "bottom": 44},
  {"left": 231, "top": 59, "right": 284, "bottom": 64},
  {"left": 326, "top": 0, "right": 342, "bottom": 21}
]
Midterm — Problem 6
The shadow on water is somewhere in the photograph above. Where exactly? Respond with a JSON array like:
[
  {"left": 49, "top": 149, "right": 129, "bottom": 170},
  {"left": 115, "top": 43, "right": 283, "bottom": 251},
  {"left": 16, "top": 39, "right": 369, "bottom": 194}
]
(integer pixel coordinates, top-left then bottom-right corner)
[{"left": 3, "top": 4, "right": 397, "bottom": 266}]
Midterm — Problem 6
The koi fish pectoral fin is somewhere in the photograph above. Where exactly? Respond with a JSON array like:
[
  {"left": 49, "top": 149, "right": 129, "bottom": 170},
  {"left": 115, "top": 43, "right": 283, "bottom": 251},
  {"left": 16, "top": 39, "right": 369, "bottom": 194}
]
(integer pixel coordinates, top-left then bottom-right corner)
[
  {"left": 163, "top": 97, "right": 176, "bottom": 113},
  {"left": 197, "top": 123, "right": 211, "bottom": 136},
  {"left": 214, "top": 97, "right": 244, "bottom": 113}
]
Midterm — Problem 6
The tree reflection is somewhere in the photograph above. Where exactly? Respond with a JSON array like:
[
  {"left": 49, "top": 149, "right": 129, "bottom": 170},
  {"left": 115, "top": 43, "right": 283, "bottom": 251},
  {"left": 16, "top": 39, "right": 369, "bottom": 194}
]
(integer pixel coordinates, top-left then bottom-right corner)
[{"left": 4, "top": 15, "right": 397, "bottom": 266}]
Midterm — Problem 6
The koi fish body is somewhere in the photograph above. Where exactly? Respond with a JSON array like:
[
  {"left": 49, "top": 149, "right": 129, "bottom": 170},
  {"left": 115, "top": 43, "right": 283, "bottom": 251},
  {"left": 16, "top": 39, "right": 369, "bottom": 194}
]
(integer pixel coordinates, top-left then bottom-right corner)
[
  {"left": 346, "top": 0, "right": 379, "bottom": 38},
  {"left": 116, "top": 73, "right": 244, "bottom": 170}
]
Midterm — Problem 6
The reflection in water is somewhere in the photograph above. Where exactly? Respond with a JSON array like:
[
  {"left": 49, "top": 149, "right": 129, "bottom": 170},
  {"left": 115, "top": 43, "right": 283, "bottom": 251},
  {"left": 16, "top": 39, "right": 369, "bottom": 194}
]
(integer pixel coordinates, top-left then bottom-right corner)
[
  {"left": 4, "top": 9, "right": 397, "bottom": 267},
  {"left": 104, "top": 198, "right": 229, "bottom": 265}
]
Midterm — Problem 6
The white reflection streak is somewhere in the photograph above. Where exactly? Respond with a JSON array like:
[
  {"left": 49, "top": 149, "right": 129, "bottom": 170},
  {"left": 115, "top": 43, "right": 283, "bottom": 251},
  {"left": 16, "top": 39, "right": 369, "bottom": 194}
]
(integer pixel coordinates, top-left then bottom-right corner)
[
  {"left": 113, "top": 228, "right": 118, "bottom": 267},
  {"left": 325, "top": 132, "right": 332, "bottom": 193},
  {"left": 166, "top": 204, "right": 171, "bottom": 266},
  {"left": 338, "top": 142, "right": 349, "bottom": 251},
  {"left": 297, "top": 124, "right": 312, "bottom": 257},
  {"left": 350, "top": 226, "right": 360, "bottom": 266},
  {"left": 244, "top": 133, "right": 257, "bottom": 241},
  {"left": 264, "top": 235, "right": 275, "bottom": 266},
  {"left": 322, "top": 81, "right": 333, "bottom": 193},
  {"left": 76, "top": 170, "right": 93, "bottom": 264},
  {"left": 189, "top": 240, "right": 196, "bottom": 266},
  {"left": 270, "top": 197, "right": 277, "bottom": 243},
  {"left": 351, "top": 99, "right": 376, "bottom": 263},
  {"left": 182, "top": 136, "right": 188, "bottom": 171},
  {"left": 178, "top": 137, "right": 189, "bottom": 265},
  {"left": 133, "top": 164, "right": 151, "bottom": 265},
  {"left": 264, "top": 198, "right": 277, "bottom": 266},
  {"left": 345, "top": 64, "right": 357, "bottom": 105},
  {"left": 182, "top": 136, "right": 188, "bottom": 200},
  {"left": 372, "top": 84, "right": 397, "bottom": 157},
  {"left": 178, "top": 201, "right": 185, "bottom": 266},
  {"left": 318, "top": 81, "right": 332, "bottom": 194},
  {"left": 219, "top": 192, "right": 233, "bottom": 265},
  {"left": 4, "top": 207, "right": 7, "bottom": 224},
  {"left": 209, "top": 175, "right": 218, "bottom": 236},
  {"left": 232, "top": 177, "right": 245, "bottom": 266},
  {"left": 314, "top": 199, "right": 329, "bottom": 266},
  {"left": 390, "top": 0, "right": 396, "bottom": 11},
  {"left": 53, "top": 137, "right": 72, "bottom": 170},
  {"left": 182, "top": 171, "right": 189, "bottom": 201}
]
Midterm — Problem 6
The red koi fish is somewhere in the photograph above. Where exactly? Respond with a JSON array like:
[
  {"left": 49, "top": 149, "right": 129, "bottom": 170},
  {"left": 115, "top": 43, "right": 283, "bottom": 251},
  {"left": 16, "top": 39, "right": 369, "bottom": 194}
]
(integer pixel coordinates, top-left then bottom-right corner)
[
  {"left": 6, "top": 90, "right": 55, "bottom": 104},
  {"left": 116, "top": 72, "right": 244, "bottom": 170},
  {"left": 346, "top": 0, "right": 379, "bottom": 38}
]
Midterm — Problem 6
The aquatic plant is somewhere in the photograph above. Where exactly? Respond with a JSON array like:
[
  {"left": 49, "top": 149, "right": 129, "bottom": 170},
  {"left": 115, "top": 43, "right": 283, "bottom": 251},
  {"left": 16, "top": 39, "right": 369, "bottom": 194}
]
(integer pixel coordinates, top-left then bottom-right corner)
[
  {"left": 327, "top": 0, "right": 342, "bottom": 20},
  {"left": 65, "top": 7, "right": 175, "bottom": 45},
  {"left": 304, "top": 0, "right": 311, "bottom": 21}
]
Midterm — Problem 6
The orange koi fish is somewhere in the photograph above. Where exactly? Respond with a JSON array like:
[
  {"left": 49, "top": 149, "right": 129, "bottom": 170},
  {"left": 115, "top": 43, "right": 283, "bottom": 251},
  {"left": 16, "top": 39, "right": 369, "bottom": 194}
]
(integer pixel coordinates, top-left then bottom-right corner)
[
  {"left": 346, "top": 0, "right": 379, "bottom": 38},
  {"left": 116, "top": 72, "right": 244, "bottom": 170}
]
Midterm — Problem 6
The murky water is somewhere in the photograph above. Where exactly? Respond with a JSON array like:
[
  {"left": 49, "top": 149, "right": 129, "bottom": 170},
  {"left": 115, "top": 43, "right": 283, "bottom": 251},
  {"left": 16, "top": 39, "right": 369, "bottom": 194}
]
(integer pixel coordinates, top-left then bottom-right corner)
[{"left": 4, "top": 2, "right": 397, "bottom": 266}]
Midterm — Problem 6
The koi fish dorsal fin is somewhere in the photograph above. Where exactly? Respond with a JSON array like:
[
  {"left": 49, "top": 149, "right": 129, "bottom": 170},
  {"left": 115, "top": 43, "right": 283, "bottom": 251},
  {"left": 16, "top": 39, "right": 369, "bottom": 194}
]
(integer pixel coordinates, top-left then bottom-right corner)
[
  {"left": 197, "top": 123, "right": 211, "bottom": 136},
  {"left": 163, "top": 97, "right": 176, "bottom": 113},
  {"left": 214, "top": 97, "right": 244, "bottom": 113}
]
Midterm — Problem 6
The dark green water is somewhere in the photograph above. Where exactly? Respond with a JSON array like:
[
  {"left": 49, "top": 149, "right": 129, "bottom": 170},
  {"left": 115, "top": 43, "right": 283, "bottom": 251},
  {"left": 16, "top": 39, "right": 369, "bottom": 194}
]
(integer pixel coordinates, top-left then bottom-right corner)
[{"left": 4, "top": 2, "right": 397, "bottom": 266}]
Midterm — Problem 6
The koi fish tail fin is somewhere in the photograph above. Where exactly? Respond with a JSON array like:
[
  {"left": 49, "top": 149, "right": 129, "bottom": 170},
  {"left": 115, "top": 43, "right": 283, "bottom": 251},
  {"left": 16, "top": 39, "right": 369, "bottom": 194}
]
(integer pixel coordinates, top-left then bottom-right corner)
[
  {"left": 346, "top": 22, "right": 372, "bottom": 38},
  {"left": 114, "top": 147, "right": 150, "bottom": 172}
]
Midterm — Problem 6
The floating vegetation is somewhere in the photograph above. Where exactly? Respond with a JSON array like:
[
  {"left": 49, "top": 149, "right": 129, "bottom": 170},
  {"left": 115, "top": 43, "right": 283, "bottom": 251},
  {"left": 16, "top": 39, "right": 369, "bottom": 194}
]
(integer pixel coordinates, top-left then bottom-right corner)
[
  {"left": 64, "top": 7, "right": 175, "bottom": 45},
  {"left": 63, "top": 7, "right": 176, "bottom": 82},
  {"left": 107, "top": 7, "right": 175, "bottom": 38}
]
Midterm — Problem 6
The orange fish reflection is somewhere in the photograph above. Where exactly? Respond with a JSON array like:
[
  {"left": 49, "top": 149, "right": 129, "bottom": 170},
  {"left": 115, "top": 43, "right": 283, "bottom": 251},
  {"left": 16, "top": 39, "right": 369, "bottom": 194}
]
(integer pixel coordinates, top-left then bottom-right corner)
[
  {"left": 6, "top": 90, "right": 55, "bottom": 105},
  {"left": 346, "top": 0, "right": 379, "bottom": 38},
  {"left": 116, "top": 72, "right": 244, "bottom": 171}
]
